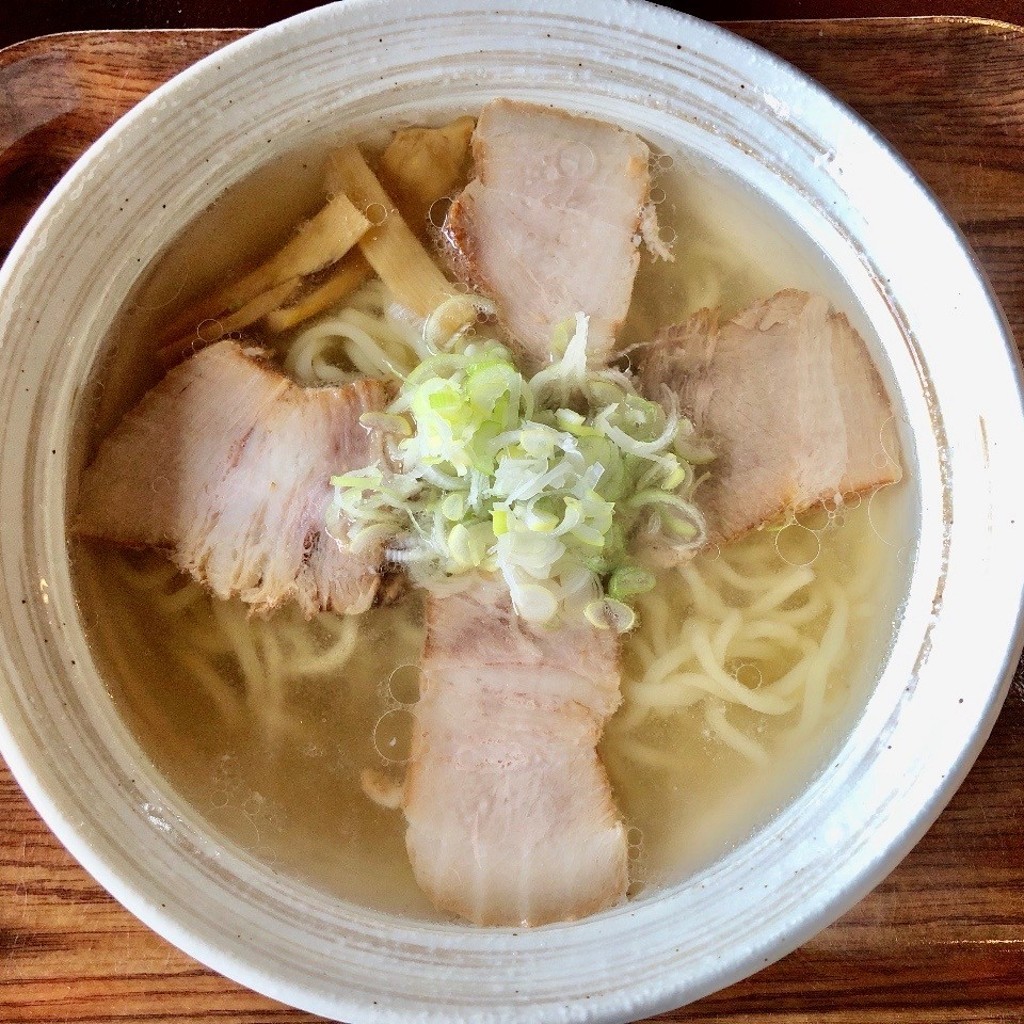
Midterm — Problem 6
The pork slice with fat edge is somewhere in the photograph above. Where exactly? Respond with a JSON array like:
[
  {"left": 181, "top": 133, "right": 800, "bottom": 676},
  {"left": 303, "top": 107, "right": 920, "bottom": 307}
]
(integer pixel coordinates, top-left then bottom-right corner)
[
  {"left": 445, "top": 99, "right": 653, "bottom": 369},
  {"left": 75, "top": 340, "right": 391, "bottom": 616},
  {"left": 640, "top": 288, "right": 902, "bottom": 550},
  {"left": 403, "top": 580, "right": 628, "bottom": 926}
]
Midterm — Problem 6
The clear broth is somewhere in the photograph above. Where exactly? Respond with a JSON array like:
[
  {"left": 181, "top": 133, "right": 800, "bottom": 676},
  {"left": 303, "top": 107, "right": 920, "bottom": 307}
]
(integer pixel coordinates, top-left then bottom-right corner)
[{"left": 71, "top": 127, "right": 911, "bottom": 919}]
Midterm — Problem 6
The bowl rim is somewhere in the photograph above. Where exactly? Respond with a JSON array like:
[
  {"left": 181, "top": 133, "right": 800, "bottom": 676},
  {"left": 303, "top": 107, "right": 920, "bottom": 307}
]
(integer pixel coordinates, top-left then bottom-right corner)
[{"left": 2, "top": 1, "right": 1024, "bottom": 1022}]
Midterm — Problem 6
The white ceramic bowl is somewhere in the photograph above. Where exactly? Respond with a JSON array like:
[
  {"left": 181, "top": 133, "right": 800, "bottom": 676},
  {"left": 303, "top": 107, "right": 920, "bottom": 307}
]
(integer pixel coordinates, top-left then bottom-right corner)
[{"left": 2, "top": 2, "right": 1024, "bottom": 1021}]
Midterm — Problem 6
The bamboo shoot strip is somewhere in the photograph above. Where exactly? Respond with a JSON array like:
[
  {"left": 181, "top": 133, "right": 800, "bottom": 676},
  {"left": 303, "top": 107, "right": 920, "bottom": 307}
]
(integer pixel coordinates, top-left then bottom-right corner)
[
  {"left": 378, "top": 116, "right": 475, "bottom": 235},
  {"left": 327, "top": 145, "right": 457, "bottom": 318},
  {"left": 158, "top": 278, "right": 304, "bottom": 366},
  {"left": 263, "top": 252, "right": 374, "bottom": 334},
  {"left": 157, "top": 191, "right": 372, "bottom": 359}
]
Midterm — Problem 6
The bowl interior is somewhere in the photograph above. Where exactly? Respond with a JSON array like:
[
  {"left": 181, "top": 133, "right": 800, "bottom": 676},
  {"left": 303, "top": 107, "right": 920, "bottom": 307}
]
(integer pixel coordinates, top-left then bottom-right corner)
[{"left": 1, "top": 2, "right": 1023, "bottom": 1023}]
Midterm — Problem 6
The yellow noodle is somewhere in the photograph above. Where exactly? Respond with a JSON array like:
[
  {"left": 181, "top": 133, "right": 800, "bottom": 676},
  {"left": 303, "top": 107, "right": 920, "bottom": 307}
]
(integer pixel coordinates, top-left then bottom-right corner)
[
  {"left": 791, "top": 585, "right": 849, "bottom": 738},
  {"left": 711, "top": 609, "right": 743, "bottom": 663},
  {"left": 289, "top": 617, "right": 360, "bottom": 677},
  {"left": 611, "top": 737, "right": 688, "bottom": 773},
  {"left": 178, "top": 649, "right": 246, "bottom": 726},
  {"left": 771, "top": 593, "right": 828, "bottom": 627},
  {"left": 678, "top": 562, "right": 730, "bottom": 616},
  {"left": 707, "top": 556, "right": 790, "bottom": 594},
  {"left": 745, "top": 567, "right": 816, "bottom": 618},
  {"left": 627, "top": 676, "right": 708, "bottom": 711},
  {"left": 724, "top": 640, "right": 778, "bottom": 661},
  {"left": 704, "top": 703, "right": 769, "bottom": 764},
  {"left": 105, "top": 544, "right": 380, "bottom": 747},
  {"left": 641, "top": 638, "right": 696, "bottom": 688},
  {"left": 284, "top": 278, "right": 428, "bottom": 384},
  {"left": 687, "top": 620, "right": 794, "bottom": 714},
  {"left": 607, "top": 701, "right": 652, "bottom": 736},
  {"left": 734, "top": 618, "right": 816, "bottom": 652},
  {"left": 618, "top": 496, "right": 888, "bottom": 775},
  {"left": 760, "top": 658, "right": 812, "bottom": 701},
  {"left": 260, "top": 626, "right": 286, "bottom": 712}
]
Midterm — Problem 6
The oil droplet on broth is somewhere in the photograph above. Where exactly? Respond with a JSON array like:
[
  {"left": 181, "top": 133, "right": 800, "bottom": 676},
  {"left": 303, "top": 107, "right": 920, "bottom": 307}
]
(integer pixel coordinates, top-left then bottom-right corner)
[
  {"left": 773, "top": 521, "right": 821, "bottom": 567},
  {"left": 364, "top": 201, "right": 390, "bottom": 226},
  {"left": 373, "top": 708, "right": 415, "bottom": 764},
  {"left": 387, "top": 664, "right": 421, "bottom": 706}
]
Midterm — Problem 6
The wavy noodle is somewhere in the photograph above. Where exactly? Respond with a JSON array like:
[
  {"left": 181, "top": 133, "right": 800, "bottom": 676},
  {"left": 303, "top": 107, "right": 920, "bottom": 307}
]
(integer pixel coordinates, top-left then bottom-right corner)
[
  {"left": 109, "top": 552, "right": 370, "bottom": 742},
  {"left": 101, "top": 493, "right": 889, "bottom": 814},
  {"left": 283, "top": 277, "right": 430, "bottom": 384},
  {"left": 100, "top": 275, "right": 892, "bottom": 854},
  {"left": 70, "top": 126, "right": 916, "bottom": 912},
  {"left": 607, "top": 499, "right": 888, "bottom": 780}
]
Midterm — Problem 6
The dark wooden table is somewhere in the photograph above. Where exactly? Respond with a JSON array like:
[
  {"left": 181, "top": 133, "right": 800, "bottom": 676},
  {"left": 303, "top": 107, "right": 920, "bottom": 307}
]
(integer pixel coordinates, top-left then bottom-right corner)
[
  {"left": 4, "top": 0, "right": 1024, "bottom": 49},
  {"left": 2, "top": 15, "right": 1024, "bottom": 1024}
]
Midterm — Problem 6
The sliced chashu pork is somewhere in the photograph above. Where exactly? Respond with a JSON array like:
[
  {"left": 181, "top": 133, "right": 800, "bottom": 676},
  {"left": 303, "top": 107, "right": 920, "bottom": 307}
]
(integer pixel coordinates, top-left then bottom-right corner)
[
  {"left": 445, "top": 99, "right": 652, "bottom": 369},
  {"left": 403, "top": 581, "right": 627, "bottom": 926},
  {"left": 76, "top": 340, "right": 390, "bottom": 616},
  {"left": 641, "top": 289, "right": 902, "bottom": 548}
]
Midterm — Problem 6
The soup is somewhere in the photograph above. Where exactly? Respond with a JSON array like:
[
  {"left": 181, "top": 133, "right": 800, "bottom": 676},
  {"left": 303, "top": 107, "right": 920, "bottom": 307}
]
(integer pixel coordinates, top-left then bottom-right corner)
[{"left": 70, "top": 103, "right": 909, "bottom": 923}]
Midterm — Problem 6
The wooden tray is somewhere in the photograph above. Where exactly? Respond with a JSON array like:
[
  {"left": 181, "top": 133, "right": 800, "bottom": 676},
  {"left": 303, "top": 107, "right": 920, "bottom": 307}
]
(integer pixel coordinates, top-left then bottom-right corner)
[{"left": 2, "top": 18, "right": 1024, "bottom": 1024}]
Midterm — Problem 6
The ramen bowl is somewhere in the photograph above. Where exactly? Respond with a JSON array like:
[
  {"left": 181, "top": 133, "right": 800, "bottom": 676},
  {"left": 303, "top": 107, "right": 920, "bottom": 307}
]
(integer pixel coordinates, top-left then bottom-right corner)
[{"left": 1, "top": 1, "right": 1023, "bottom": 1021}]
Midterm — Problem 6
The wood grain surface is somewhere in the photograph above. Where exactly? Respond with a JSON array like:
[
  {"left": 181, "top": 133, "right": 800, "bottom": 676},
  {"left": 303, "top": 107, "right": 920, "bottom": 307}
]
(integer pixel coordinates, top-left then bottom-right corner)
[{"left": 2, "top": 18, "right": 1024, "bottom": 1024}]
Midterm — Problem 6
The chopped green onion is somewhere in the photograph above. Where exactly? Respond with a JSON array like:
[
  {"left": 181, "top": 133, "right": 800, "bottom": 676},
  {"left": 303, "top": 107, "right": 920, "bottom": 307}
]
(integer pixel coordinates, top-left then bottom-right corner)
[
  {"left": 328, "top": 309, "right": 711, "bottom": 631},
  {"left": 608, "top": 566, "right": 656, "bottom": 602}
]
